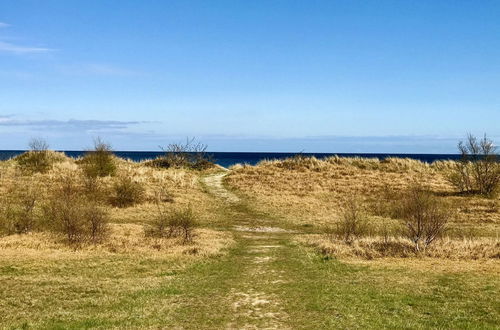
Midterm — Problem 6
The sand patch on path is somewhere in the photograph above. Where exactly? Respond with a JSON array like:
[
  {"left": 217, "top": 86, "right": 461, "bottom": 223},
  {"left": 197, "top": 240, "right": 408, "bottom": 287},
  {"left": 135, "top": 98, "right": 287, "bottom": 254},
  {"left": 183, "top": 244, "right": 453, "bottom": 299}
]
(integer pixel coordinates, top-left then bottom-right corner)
[{"left": 203, "top": 172, "right": 240, "bottom": 203}]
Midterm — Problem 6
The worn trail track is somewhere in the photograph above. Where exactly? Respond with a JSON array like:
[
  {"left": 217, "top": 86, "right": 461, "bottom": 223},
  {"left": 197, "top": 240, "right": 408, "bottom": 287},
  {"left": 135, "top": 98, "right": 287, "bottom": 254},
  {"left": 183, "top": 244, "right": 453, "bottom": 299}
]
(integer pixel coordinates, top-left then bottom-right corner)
[{"left": 203, "top": 172, "right": 293, "bottom": 329}]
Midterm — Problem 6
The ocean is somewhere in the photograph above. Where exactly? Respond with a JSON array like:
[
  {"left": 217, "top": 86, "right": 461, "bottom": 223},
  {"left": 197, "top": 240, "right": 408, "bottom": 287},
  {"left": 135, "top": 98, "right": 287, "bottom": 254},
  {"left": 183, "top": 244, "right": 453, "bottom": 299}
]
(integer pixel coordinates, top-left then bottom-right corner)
[{"left": 0, "top": 150, "right": 461, "bottom": 168}]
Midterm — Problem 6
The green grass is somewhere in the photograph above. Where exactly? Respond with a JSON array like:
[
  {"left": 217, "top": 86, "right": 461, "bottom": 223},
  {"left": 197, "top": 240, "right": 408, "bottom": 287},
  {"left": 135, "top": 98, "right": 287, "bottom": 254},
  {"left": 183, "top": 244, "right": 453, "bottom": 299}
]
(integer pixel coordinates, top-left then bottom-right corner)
[
  {"left": 1, "top": 234, "right": 498, "bottom": 329},
  {"left": 1, "top": 176, "right": 499, "bottom": 329}
]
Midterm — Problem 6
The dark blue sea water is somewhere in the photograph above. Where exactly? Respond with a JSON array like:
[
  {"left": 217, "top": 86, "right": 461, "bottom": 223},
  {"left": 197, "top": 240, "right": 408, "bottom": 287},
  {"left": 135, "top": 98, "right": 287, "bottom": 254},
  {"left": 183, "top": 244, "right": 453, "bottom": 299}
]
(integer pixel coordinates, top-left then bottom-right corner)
[{"left": 0, "top": 150, "right": 462, "bottom": 168}]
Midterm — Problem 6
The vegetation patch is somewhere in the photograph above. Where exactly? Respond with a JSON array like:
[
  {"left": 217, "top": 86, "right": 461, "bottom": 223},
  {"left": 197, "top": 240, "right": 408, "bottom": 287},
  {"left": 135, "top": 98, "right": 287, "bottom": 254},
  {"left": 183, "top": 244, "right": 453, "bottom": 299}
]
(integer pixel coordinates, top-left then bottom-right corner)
[
  {"left": 145, "top": 138, "right": 214, "bottom": 170},
  {"left": 78, "top": 138, "right": 117, "bottom": 178}
]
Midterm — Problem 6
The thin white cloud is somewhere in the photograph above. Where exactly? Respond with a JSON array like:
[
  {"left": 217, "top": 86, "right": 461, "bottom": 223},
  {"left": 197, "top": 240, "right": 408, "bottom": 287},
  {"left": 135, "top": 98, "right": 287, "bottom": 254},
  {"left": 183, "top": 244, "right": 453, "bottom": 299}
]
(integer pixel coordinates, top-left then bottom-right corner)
[
  {"left": 57, "top": 63, "right": 142, "bottom": 76},
  {"left": 0, "top": 118, "right": 143, "bottom": 130},
  {"left": 0, "top": 40, "right": 53, "bottom": 54},
  {"left": 0, "top": 115, "right": 13, "bottom": 123},
  {"left": 0, "top": 22, "right": 54, "bottom": 54}
]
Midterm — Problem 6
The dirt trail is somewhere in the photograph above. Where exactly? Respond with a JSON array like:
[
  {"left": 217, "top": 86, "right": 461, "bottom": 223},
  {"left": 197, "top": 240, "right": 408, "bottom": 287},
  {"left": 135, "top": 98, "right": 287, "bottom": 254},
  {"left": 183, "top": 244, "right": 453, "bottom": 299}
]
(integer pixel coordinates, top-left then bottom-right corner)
[
  {"left": 203, "top": 171, "right": 291, "bottom": 329},
  {"left": 203, "top": 172, "right": 240, "bottom": 203}
]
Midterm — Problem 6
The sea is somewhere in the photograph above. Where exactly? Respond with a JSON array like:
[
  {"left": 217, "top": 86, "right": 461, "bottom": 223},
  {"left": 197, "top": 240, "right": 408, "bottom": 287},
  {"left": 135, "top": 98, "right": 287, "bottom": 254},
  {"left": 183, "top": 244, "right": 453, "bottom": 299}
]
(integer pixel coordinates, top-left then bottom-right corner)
[{"left": 0, "top": 151, "right": 461, "bottom": 168}]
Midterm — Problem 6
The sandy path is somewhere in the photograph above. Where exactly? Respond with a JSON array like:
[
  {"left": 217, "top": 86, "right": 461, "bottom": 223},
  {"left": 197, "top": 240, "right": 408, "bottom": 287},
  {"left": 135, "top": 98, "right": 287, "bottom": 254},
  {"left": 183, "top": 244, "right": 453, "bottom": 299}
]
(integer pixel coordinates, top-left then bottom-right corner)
[
  {"left": 203, "top": 171, "right": 290, "bottom": 329},
  {"left": 203, "top": 172, "right": 240, "bottom": 203}
]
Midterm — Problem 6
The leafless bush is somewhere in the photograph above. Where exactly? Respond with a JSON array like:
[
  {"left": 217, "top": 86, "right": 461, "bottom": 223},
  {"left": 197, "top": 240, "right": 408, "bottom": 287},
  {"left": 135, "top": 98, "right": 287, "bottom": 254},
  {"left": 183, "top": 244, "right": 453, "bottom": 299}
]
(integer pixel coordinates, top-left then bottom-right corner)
[
  {"left": 83, "top": 202, "right": 109, "bottom": 243},
  {"left": 168, "top": 207, "right": 197, "bottom": 243},
  {"left": 43, "top": 175, "right": 109, "bottom": 245},
  {"left": 15, "top": 138, "right": 52, "bottom": 173},
  {"left": 146, "top": 205, "right": 197, "bottom": 243},
  {"left": 29, "top": 138, "right": 49, "bottom": 152},
  {"left": 82, "top": 176, "right": 106, "bottom": 203},
  {"left": 329, "top": 197, "right": 368, "bottom": 244},
  {"left": 369, "top": 183, "right": 400, "bottom": 218},
  {"left": 148, "top": 137, "right": 213, "bottom": 170},
  {"left": 153, "top": 185, "right": 174, "bottom": 203},
  {"left": 80, "top": 138, "right": 117, "bottom": 178},
  {"left": 0, "top": 183, "right": 39, "bottom": 235},
  {"left": 394, "top": 184, "right": 451, "bottom": 252},
  {"left": 109, "top": 175, "right": 145, "bottom": 208},
  {"left": 448, "top": 134, "right": 500, "bottom": 196}
]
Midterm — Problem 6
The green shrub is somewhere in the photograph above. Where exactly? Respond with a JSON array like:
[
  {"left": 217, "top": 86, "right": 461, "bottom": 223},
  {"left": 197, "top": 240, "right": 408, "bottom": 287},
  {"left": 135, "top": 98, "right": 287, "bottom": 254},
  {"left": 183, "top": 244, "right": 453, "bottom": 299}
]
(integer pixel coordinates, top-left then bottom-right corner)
[
  {"left": 109, "top": 176, "right": 145, "bottom": 208},
  {"left": 80, "top": 138, "right": 116, "bottom": 178}
]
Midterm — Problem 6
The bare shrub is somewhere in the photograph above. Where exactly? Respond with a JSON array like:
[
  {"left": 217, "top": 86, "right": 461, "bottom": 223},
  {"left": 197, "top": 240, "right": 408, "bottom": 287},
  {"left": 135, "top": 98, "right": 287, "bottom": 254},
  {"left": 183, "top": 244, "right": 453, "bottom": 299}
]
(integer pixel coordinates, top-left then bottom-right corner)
[
  {"left": 29, "top": 138, "right": 49, "bottom": 152},
  {"left": 168, "top": 207, "right": 197, "bottom": 243},
  {"left": 0, "top": 183, "right": 39, "bottom": 235},
  {"left": 147, "top": 137, "right": 213, "bottom": 170},
  {"left": 15, "top": 138, "right": 52, "bottom": 173},
  {"left": 394, "top": 184, "right": 451, "bottom": 252},
  {"left": 109, "top": 175, "right": 145, "bottom": 208},
  {"left": 329, "top": 197, "right": 368, "bottom": 244},
  {"left": 82, "top": 176, "right": 106, "bottom": 203},
  {"left": 80, "top": 138, "right": 117, "bottom": 178},
  {"left": 43, "top": 175, "right": 109, "bottom": 245},
  {"left": 152, "top": 185, "right": 174, "bottom": 203},
  {"left": 448, "top": 134, "right": 500, "bottom": 196},
  {"left": 83, "top": 202, "right": 109, "bottom": 243},
  {"left": 146, "top": 205, "right": 197, "bottom": 243},
  {"left": 369, "top": 182, "right": 400, "bottom": 218}
]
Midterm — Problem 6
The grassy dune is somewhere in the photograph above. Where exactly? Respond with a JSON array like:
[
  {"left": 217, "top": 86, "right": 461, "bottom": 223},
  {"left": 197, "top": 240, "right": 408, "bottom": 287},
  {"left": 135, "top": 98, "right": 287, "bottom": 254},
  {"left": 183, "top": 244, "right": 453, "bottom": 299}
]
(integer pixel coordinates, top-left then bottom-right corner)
[
  {"left": 227, "top": 156, "right": 499, "bottom": 232},
  {"left": 0, "top": 153, "right": 234, "bottom": 328},
  {"left": 0, "top": 153, "right": 499, "bottom": 328}
]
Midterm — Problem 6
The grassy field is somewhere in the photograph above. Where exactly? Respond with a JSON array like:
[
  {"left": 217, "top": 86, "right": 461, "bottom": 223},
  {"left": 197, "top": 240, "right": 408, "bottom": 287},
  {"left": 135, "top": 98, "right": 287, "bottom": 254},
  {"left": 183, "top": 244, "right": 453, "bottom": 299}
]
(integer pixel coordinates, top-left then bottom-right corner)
[{"left": 0, "top": 154, "right": 499, "bottom": 329}]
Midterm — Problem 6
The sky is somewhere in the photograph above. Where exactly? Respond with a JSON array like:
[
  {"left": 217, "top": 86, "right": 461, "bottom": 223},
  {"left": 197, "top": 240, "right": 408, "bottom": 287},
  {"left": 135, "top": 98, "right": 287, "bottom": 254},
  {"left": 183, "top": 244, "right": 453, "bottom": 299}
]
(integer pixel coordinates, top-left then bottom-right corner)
[{"left": 0, "top": 0, "right": 499, "bottom": 152}]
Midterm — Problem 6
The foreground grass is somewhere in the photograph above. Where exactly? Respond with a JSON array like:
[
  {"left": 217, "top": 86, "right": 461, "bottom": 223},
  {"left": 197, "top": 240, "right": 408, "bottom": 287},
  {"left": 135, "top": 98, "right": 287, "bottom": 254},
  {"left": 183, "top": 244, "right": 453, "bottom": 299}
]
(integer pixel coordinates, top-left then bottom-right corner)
[
  {"left": 3, "top": 232, "right": 497, "bottom": 328},
  {"left": 4, "top": 234, "right": 497, "bottom": 328}
]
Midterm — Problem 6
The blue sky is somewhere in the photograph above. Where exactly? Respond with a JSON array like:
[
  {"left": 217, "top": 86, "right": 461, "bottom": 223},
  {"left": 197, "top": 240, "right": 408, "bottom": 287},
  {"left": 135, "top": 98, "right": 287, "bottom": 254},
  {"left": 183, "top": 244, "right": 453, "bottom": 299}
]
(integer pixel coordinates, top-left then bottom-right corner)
[{"left": 0, "top": 0, "right": 499, "bottom": 152}]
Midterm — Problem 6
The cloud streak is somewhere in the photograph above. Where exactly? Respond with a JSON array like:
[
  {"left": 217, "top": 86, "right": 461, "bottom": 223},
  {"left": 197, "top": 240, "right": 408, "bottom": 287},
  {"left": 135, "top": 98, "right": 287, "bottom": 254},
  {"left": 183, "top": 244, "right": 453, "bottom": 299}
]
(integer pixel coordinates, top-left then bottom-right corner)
[
  {"left": 57, "top": 63, "right": 143, "bottom": 76},
  {"left": 0, "top": 22, "right": 53, "bottom": 54},
  {"left": 0, "top": 41, "right": 53, "bottom": 54},
  {"left": 0, "top": 118, "right": 143, "bottom": 130}
]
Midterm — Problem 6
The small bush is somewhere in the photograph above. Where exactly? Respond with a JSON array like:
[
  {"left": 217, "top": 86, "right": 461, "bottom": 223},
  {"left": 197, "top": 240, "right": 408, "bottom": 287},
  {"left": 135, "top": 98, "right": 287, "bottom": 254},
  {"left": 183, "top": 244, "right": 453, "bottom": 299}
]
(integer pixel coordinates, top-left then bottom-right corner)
[
  {"left": 15, "top": 138, "right": 52, "bottom": 173},
  {"left": 147, "top": 137, "right": 213, "bottom": 170},
  {"left": 448, "top": 134, "right": 500, "bottom": 196},
  {"left": 82, "top": 176, "right": 106, "bottom": 203},
  {"left": 0, "top": 184, "right": 39, "bottom": 235},
  {"left": 80, "top": 138, "right": 117, "bottom": 178},
  {"left": 146, "top": 206, "right": 197, "bottom": 243},
  {"left": 83, "top": 202, "right": 109, "bottom": 243},
  {"left": 329, "top": 197, "right": 368, "bottom": 244},
  {"left": 43, "top": 175, "right": 109, "bottom": 245},
  {"left": 109, "top": 175, "right": 145, "bottom": 208},
  {"left": 394, "top": 184, "right": 451, "bottom": 252}
]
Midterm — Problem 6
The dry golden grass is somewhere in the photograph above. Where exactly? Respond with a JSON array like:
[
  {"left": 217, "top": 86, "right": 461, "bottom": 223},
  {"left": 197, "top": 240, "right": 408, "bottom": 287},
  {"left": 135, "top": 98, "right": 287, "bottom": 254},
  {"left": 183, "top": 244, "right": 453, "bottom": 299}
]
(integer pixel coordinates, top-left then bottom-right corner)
[
  {"left": 0, "top": 153, "right": 232, "bottom": 260},
  {"left": 0, "top": 154, "right": 236, "bottom": 328},
  {"left": 348, "top": 254, "right": 500, "bottom": 274},
  {"left": 227, "top": 156, "right": 500, "bottom": 237},
  {"left": 1, "top": 154, "right": 223, "bottom": 228},
  {"left": 0, "top": 223, "right": 233, "bottom": 258},
  {"left": 298, "top": 234, "right": 500, "bottom": 260}
]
